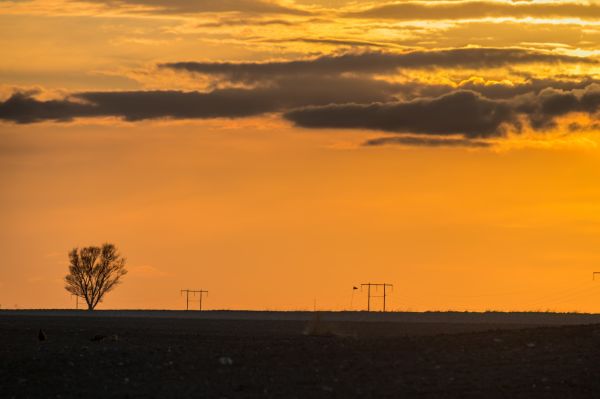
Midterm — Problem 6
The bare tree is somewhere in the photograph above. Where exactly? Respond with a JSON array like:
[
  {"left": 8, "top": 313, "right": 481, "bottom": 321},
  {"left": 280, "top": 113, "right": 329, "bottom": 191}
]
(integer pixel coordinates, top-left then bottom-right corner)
[{"left": 64, "top": 243, "right": 127, "bottom": 310}]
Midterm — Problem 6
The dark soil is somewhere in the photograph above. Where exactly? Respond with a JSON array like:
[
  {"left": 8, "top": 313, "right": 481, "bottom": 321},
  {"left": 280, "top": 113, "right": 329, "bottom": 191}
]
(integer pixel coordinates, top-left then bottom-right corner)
[{"left": 2, "top": 314, "right": 600, "bottom": 398}]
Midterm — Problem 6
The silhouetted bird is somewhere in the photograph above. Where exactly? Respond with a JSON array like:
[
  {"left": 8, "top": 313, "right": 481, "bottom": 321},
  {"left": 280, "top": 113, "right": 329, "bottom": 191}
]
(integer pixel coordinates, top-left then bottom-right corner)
[{"left": 38, "top": 329, "right": 46, "bottom": 341}]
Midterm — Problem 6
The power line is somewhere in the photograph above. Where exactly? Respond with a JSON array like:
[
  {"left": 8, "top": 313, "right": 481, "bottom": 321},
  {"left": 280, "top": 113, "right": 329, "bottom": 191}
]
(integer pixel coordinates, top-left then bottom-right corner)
[
  {"left": 525, "top": 285, "right": 600, "bottom": 309},
  {"left": 180, "top": 289, "right": 208, "bottom": 311}
]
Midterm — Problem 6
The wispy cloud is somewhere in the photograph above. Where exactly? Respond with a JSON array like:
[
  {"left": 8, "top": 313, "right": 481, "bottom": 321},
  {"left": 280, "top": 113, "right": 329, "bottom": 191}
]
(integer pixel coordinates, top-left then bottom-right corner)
[
  {"left": 363, "top": 136, "right": 492, "bottom": 148},
  {"left": 77, "top": 0, "right": 311, "bottom": 15},
  {"left": 347, "top": 1, "right": 600, "bottom": 21},
  {"left": 162, "top": 48, "right": 594, "bottom": 83}
]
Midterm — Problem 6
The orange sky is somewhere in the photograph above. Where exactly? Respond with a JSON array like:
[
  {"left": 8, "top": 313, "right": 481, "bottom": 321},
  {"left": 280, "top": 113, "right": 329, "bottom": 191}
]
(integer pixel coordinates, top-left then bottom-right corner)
[{"left": 2, "top": 0, "right": 600, "bottom": 311}]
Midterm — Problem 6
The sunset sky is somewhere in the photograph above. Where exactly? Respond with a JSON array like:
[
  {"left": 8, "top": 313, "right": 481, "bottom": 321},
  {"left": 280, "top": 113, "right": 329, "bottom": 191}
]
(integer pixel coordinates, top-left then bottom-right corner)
[{"left": 2, "top": 0, "right": 600, "bottom": 312}]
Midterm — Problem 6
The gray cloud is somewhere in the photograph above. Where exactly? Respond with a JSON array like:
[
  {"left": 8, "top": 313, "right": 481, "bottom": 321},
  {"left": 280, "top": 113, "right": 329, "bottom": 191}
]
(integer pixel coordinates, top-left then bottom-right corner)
[
  {"left": 3, "top": 64, "right": 599, "bottom": 151},
  {"left": 259, "top": 37, "right": 403, "bottom": 49},
  {"left": 79, "top": 0, "right": 310, "bottom": 15},
  {"left": 197, "top": 18, "right": 297, "bottom": 28},
  {"left": 285, "top": 90, "right": 515, "bottom": 137},
  {"left": 403, "top": 77, "right": 600, "bottom": 101},
  {"left": 0, "top": 90, "right": 272, "bottom": 123},
  {"left": 3, "top": 81, "right": 599, "bottom": 138},
  {"left": 519, "top": 85, "right": 600, "bottom": 129},
  {"left": 285, "top": 84, "right": 600, "bottom": 137},
  {"left": 0, "top": 76, "right": 400, "bottom": 123},
  {"left": 162, "top": 48, "right": 594, "bottom": 84},
  {"left": 363, "top": 136, "right": 492, "bottom": 148},
  {"left": 348, "top": 1, "right": 600, "bottom": 21}
]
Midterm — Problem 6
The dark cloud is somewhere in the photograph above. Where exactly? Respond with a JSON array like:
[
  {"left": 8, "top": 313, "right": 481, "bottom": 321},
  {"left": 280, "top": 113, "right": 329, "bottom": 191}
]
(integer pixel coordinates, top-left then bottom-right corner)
[
  {"left": 285, "top": 85, "right": 600, "bottom": 137},
  {"left": 403, "top": 77, "right": 600, "bottom": 101},
  {"left": 348, "top": 1, "right": 600, "bottom": 21},
  {"left": 79, "top": 0, "right": 310, "bottom": 15},
  {"left": 0, "top": 90, "right": 273, "bottom": 123},
  {"left": 520, "top": 85, "right": 600, "bottom": 129},
  {"left": 363, "top": 136, "right": 492, "bottom": 148},
  {"left": 260, "top": 37, "right": 402, "bottom": 49},
  {"left": 3, "top": 82, "right": 600, "bottom": 143},
  {"left": 285, "top": 90, "right": 515, "bottom": 137},
  {"left": 197, "top": 19, "right": 295, "bottom": 28},
  {"left": 162, "top": 48, "right": 593, "bottom": 84},
  {"left": 0, "top": 76, "right": 400, "bottom": 123},
  {"left": 3, "top": 64, "right": 599, "bottom": 151},
  {"left": 0, "top": 92, "right": 91, "bottom": 124}
]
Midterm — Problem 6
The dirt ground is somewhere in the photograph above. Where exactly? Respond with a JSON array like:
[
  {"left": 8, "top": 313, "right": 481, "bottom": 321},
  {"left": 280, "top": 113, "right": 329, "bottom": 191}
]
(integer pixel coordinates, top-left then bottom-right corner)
[{"left": 2, "top": 313, "right": 600, "bottom": 398}]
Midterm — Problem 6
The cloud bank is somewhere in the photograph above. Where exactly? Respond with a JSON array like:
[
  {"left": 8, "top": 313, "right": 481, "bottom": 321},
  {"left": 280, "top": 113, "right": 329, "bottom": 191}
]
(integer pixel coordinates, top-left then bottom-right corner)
[
  {"left": 285, "top": 85, "right": 600, "bottom": 137},
  {"left": 3, "top": 84, "right": 599, "bottom": 144},
  {"left": 285, "top": 90, "right": 514, "bottom": 137},
  {"left": 0, "top": 76, "right": 400, "bottom": 123},
  {"left": 2, "top": 48, "right": 599, "bottom": 147}
]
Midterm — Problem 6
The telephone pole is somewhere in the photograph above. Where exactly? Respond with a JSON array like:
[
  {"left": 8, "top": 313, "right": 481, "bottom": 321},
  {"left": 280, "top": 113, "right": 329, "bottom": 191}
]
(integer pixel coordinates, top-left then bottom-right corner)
[
  {"left": 361, "top": 283, "right": 393, "bottom": 312},
  {"left": 180, "top": 289, "right": 208, "bottom": 311}
]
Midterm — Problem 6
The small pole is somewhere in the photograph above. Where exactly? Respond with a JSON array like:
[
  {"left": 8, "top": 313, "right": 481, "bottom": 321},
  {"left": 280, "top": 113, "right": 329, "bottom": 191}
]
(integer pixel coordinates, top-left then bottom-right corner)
[{"left": 181, "top": 289, "right": 189, "bottom": 310}]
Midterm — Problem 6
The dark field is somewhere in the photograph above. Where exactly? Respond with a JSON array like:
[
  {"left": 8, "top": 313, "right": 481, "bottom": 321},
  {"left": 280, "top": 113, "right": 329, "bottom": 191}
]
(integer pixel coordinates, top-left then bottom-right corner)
[{"left": 2, "top": 311, "right": 600, "bottom": 398}]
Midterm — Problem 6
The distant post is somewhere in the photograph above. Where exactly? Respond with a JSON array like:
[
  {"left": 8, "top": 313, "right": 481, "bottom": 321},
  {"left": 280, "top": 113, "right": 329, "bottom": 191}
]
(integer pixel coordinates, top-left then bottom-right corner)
[
  {"left": 180, "top": 289, "right": 209, "bottom": 311},
  {"left": 361, "top": 283, "right": 394, "bottom": 312},
  {"left": 350, "top": 286, "right": 358, "bottom": 309}
]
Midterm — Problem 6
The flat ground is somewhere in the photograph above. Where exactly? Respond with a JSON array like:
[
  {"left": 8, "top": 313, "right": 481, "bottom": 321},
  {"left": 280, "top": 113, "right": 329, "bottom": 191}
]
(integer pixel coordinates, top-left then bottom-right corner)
[{"left": 2, "top": 311, "right": 600, "bottom": 398}]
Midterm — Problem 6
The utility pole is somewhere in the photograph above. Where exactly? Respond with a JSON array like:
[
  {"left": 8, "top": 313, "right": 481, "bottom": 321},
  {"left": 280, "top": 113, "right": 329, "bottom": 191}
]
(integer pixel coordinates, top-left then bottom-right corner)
[
  {"left": 383, "top": 284, "right": 389, "bottom": 311},
  {"left": 361, "top": 283, "right": 393, "bottom": 312},
  {"left": 180, "top": 289, "right": 209, "bottom": 311}
]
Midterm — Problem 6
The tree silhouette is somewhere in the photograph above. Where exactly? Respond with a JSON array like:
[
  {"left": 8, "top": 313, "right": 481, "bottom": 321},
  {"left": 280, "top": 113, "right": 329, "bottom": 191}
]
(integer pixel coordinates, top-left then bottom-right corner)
[{"left": 64, "top": 243, "right": 127, "bottom": 310}]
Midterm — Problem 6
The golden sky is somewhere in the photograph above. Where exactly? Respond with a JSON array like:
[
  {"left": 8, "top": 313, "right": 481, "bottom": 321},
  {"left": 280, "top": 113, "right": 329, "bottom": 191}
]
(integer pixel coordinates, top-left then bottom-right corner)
[{"left": 2, "top": 0, "right": 600, "bottom": 311}]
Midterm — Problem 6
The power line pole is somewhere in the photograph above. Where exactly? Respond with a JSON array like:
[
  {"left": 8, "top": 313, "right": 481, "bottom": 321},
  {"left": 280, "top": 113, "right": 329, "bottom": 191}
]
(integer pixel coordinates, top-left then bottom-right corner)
[
  {"left": 180, "top": 289, "right": 209, "bottom": 311},
  {"left": 361, "top": 283, "right": 394, "bottom": 312},
  {"left": 383, "top": 284, "right": 389, "bottom": 311}
]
